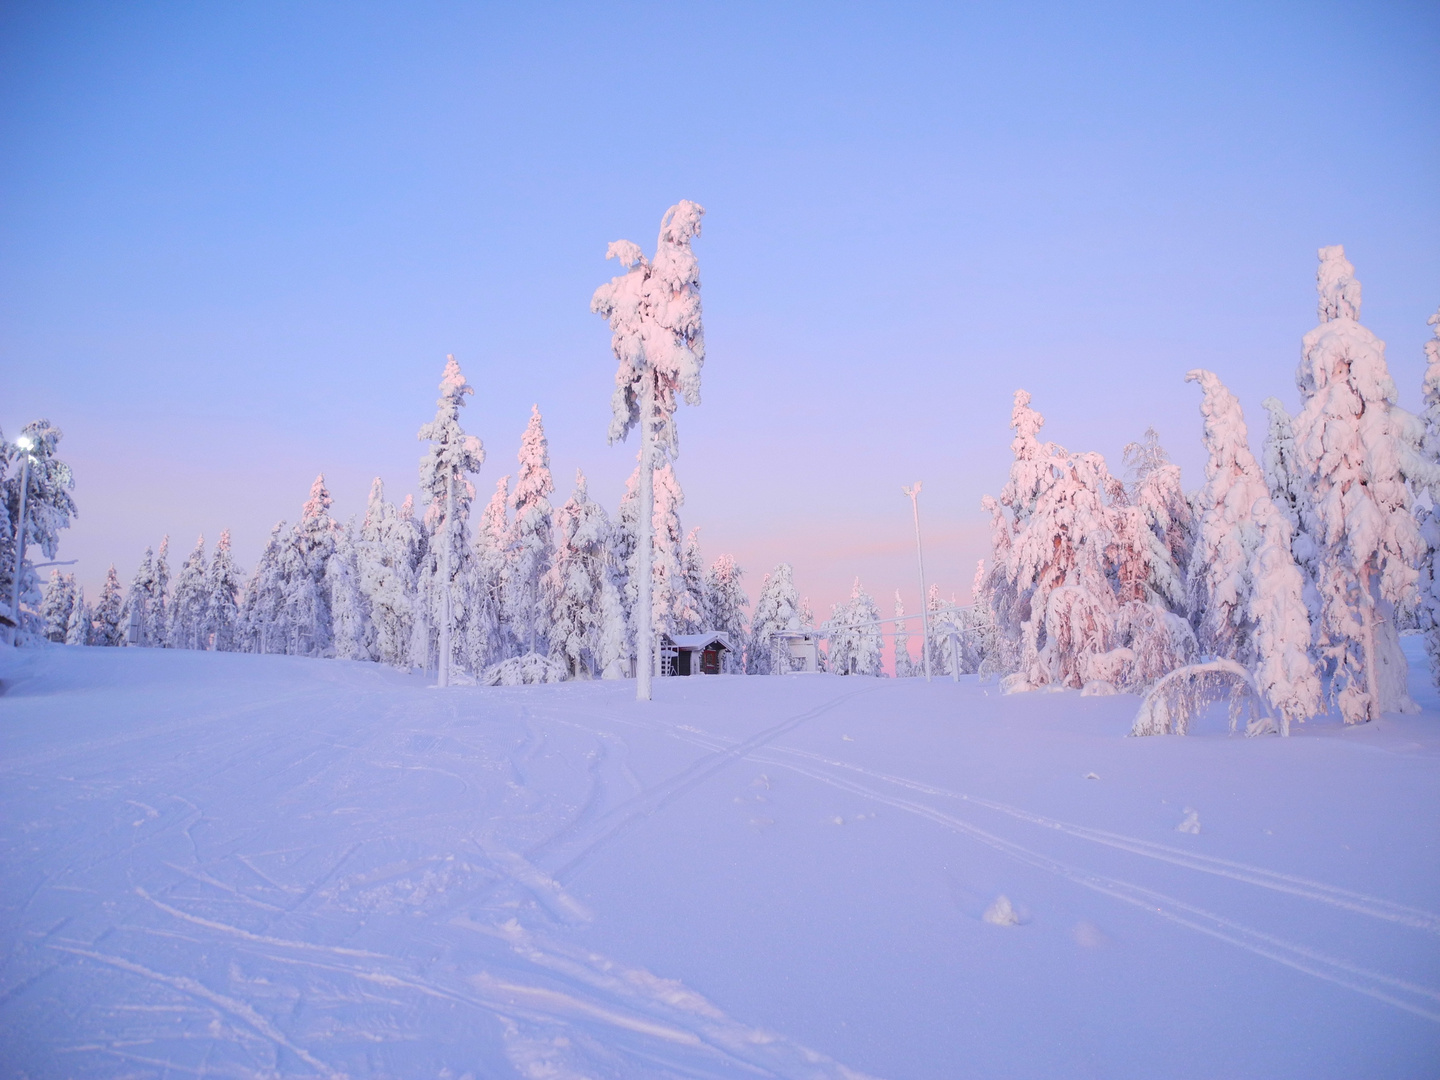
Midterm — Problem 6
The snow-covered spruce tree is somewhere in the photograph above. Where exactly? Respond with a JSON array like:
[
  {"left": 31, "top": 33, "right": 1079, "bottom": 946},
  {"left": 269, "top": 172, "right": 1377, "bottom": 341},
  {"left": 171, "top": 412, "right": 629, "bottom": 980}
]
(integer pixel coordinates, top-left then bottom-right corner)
[
  {"left": 417, "top": 355, "right": 485, "bottom": 685},
  {"left": 65, "top": 584, "right": 91, "bottom": 645},
  {"left": 327, "top": 519, "right": 371, "bottom": 661},
  {"left": 748, "top": 564, "right": 801, "bottom": 674},
  {"left": 1185, "top": 368, "right": 1320, "bottom": 730},
  {"left": 1415, "top": 308, "right": 1440, "bottom": 683},
  {"left": 611, "top": 466, "right": 640, "bottom": 659},
  {"left": 547, "top": 469, "right": 613, "bottom": 677},
  {"left": 40, "top": 570, "right": 74, "bottom": 642},
  {"left": 986, "top": 392, "right": 1193, "bottom": 694},
  {"left": 154, "top": 536, "right": 171, "bottom": 645},
  {"left": 1259, "top": 396, "right": 1321, "bottom": 623},
  {"left": 357, "top": 479, "right": 419, "bottom": 669},
  {"left": 166, "top": 536, "right": 209, "bottom": 650},
  {"left": 655, "top": 465, "right": 701, "bottom": 637},
  {"left": 2, "top": 421, "right": 77, "bottom": 640},
  {"left": 828, "top": 579, "right": 884, "bottom": 676},
  {"left": 238, "top": 522, "right": 287, "bottom": 653},
  {"left": 122, "top": 547, "right": 161, "bottom": 647},
  {"left": 471, "top": 475, "right": 510, "bottom": 666},
  {"left": 592, "top": 199, "right": 706, "bottom": 699},
  {"left": 1292, "top": 246, "right": 1421, "bottom": 722},
  {"left": 705, "top": 554, "right": 749, "bottom": 673},
  {"left": 682, "top": 528, "right": 708, "bottom": 633},
  {"left": 280, "top": 477, "right": 338, "bottom": 657},
  {"left": 619, "top": 460, "right": 700, "bottom": 651},
  {"left": 93, "top": 566, "right": 124, "bottom": 647},
  {"left": 893, "top": 591, "right": 916, "bottom": 677},
  {"left": 204, "top": 529, "right": 243, "bottom": 652},
  {"left": 926, "top": 584, "right": 954, "bottom": 677},
  {"left": 986, "top": 392, "right": 1118, "bottom": 690},
  {"left": 957, "top": 559, "right": 1001, "bottom": 676},
  {"left": 509, "top": 405, "right": 554, "bottom": 658},
  {"left": 1115, "top": 430, "right": 1189, "bottom": 612}
]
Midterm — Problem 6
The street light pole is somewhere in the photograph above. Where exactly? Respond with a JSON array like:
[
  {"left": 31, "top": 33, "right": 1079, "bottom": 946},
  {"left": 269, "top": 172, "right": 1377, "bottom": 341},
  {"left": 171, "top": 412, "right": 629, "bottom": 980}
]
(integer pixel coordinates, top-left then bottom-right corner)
[
  {"left": 8, "top": 435, "right": 34, "bottom": 647},
  {"left": 902, "top": 482, "right": 932, "bottom": 682}
]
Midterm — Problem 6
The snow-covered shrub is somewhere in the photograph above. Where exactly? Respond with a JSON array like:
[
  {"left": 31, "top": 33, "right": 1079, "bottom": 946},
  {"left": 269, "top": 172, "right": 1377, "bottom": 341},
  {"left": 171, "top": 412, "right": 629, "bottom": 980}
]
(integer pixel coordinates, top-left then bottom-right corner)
[{"left": 483, "top": 652, "right": 569, "bottom": 686}]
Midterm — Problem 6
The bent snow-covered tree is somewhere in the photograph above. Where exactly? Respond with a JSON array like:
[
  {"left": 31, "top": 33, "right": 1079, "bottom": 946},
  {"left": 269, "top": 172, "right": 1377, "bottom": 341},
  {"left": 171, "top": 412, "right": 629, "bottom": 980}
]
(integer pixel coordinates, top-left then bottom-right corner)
[
  {"left": 592, "top": 200, "right": 705, "bottom": 699},
  {"left": 1292, "top": 246, "right": 1421, "bottom": 723}
]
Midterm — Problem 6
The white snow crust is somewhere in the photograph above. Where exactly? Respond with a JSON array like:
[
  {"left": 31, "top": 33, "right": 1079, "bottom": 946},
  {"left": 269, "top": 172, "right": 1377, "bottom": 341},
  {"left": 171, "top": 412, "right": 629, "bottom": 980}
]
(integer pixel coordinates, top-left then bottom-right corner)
[{"left": 1, "top": 646, "right": 1437, "bottom": 1078}]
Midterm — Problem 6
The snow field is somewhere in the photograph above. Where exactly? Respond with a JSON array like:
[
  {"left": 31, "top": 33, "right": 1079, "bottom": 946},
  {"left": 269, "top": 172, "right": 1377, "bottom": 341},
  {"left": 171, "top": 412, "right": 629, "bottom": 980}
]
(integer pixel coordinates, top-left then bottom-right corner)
[{"left": 2, "top": 643, "right": 1438, "bottom": 1078}]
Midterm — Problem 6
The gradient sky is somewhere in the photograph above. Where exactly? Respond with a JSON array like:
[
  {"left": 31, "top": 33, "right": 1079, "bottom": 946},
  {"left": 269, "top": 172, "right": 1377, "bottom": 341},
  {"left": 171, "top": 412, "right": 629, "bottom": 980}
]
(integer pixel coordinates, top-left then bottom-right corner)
[{"left": 2, "top": 1, "right": 1437, "bottom": 621}]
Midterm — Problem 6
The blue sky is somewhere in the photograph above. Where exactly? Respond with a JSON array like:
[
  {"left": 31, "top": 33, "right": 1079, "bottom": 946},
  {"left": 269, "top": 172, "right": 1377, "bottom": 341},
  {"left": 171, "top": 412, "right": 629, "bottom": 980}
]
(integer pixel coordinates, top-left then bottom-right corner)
[{"left": 2, "top": 1, "right": 1437, "bottom": 615}]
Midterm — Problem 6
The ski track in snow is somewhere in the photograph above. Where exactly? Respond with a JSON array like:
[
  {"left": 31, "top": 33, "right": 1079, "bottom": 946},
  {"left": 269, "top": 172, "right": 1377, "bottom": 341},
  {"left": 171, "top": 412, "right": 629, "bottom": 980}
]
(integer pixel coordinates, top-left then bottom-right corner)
[
  {"left": 4, "top": 650, "right": 1438, "bottom": 1077},
  {"left": 2, "top": 664, "right": 883, "bottom": 1079},
  {"left": 536, "top": 688, "right": 880, "bottom": 883},
  {"left": 632, "top": 713, "right": 1440, "bottom": 1024}
]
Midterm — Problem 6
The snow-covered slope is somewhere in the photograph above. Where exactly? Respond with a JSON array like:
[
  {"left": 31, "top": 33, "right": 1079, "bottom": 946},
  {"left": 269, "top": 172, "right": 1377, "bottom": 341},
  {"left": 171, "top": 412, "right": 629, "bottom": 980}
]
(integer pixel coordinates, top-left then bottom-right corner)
[{"left": 1, "top": 645, "right": 1437, "bottom": 1078}]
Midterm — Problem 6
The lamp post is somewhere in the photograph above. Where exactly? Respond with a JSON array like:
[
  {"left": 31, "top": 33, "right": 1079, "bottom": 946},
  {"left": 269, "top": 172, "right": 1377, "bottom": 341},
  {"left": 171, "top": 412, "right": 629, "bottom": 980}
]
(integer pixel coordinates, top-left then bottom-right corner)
[
  {"left": 902, "top": 482, "right": 932, "bottom": 682},
  {"left": 9, "top": 434, "right": 35, "bottom": 646}
]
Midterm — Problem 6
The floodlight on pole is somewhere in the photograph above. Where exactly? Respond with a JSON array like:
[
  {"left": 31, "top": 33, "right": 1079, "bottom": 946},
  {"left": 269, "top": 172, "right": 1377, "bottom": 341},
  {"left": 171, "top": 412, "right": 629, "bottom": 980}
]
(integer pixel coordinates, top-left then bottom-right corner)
[{"left": 902, "top": 482, "right": 933, "bottom": 682}]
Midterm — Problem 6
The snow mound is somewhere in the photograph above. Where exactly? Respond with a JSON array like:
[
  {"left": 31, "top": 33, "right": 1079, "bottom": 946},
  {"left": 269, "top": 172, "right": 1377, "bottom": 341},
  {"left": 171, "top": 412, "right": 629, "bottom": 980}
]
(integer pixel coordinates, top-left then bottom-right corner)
[
  {"left": 483, "top": 652, "right": 569, "bottom": 686},
  {"left": 983, "top": 895, "right": 1022, "bottom": 926}
]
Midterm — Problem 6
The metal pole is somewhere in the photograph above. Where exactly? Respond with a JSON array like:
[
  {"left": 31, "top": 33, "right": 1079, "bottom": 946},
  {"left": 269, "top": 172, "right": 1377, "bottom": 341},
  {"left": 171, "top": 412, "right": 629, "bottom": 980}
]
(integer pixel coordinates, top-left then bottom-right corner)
[
  {"left": 636, "top": 372, "right": 655, "bottom": 701},
  {"left": 9, "top": 452, "right": 31, "bottom": 646},
  {"left": 902, "top": 483, "right": 932, "bottom": 682}
]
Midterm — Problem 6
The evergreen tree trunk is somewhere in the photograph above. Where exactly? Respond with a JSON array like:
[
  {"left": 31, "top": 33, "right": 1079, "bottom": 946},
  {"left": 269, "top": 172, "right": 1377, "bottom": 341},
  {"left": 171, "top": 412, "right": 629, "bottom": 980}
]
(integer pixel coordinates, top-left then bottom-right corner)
[
  {"left": 637, "top": 375, "right": 655, "bottom": 701},
  {"left": 1360, "top": 562, "right": 1379, "bottom": 722},
  {"left": 439, "top": 479, "right": 454, "bottom": 688}
]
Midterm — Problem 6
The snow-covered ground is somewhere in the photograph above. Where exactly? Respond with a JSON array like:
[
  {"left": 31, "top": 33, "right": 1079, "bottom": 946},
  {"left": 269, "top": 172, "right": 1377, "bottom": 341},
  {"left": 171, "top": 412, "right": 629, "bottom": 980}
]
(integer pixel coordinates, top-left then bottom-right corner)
[{"left": 2, "top": 644, "right": 1438, "bottom": 1079}]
